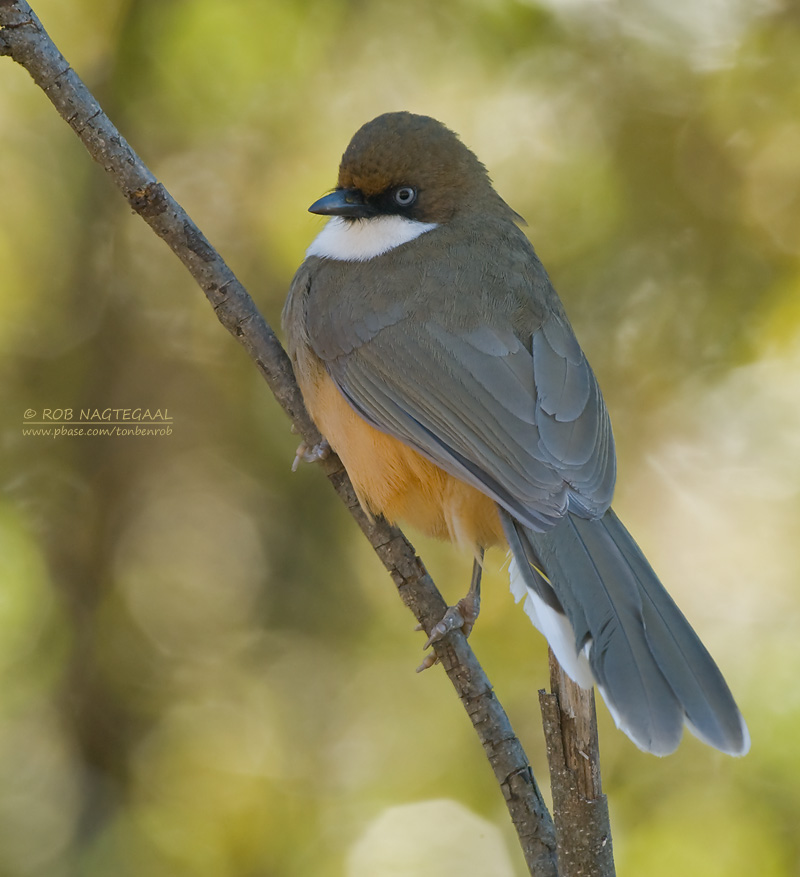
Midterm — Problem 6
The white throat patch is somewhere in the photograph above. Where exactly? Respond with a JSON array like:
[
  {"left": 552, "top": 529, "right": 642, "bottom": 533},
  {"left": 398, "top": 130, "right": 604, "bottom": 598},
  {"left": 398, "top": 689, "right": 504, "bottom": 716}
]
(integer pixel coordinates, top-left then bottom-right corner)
[{"left": 306, "top": 215, "right": 438, "bottom": 262}]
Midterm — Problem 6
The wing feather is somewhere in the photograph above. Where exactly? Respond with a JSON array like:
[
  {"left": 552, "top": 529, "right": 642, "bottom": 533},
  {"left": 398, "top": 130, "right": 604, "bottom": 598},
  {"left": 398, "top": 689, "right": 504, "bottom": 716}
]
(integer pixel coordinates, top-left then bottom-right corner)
[{"left": 321, "top": 310, "right": 613, "bottom": 529}]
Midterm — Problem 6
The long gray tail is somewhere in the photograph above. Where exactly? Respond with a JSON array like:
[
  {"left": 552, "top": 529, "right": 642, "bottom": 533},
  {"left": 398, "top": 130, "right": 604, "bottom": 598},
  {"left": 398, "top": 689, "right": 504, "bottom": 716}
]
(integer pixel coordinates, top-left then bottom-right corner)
[{"left": 500, "top": 507, "right": 749, "bottom": 756}]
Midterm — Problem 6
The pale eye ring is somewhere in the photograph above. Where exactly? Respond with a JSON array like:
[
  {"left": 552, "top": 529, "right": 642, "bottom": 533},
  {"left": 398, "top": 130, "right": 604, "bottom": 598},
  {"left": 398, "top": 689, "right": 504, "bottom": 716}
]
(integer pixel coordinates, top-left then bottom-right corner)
[{"left": 393, "top": 186, "right": 417, "bottom": 207}]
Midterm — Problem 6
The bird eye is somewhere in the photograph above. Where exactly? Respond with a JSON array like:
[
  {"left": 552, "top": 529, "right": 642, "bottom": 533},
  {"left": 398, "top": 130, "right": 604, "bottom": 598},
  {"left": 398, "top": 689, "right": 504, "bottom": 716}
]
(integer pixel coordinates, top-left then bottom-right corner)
[{"left": 393, "top": 186, "right": 417, "bottom": 207}]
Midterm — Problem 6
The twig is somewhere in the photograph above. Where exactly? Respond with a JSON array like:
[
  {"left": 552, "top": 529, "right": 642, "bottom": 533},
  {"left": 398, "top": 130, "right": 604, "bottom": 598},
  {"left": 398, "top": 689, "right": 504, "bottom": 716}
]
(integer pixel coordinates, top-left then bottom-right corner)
[
  {"left": 539, "top": 650, "right": 616, "bottom": 876},
  {"left": 0, "top": 2, "right": 559, "bottom": 873}
]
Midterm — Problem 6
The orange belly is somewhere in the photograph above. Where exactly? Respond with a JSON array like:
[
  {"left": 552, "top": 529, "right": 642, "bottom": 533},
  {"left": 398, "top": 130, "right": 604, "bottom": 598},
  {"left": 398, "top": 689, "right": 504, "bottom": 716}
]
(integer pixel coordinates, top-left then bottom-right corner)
[{"left": 302, "top": 366, "right": 504, "bottom": 551}]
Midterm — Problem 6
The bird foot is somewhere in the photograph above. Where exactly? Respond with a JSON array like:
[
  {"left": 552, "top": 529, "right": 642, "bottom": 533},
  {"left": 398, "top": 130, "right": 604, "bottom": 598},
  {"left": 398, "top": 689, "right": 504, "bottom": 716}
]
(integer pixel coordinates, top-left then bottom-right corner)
[
  {"left": 291, "top": 438, "right": 330, "bottom": 472},
  {"left": 415, "top": 589, "right": 481, "bottom": 673}
]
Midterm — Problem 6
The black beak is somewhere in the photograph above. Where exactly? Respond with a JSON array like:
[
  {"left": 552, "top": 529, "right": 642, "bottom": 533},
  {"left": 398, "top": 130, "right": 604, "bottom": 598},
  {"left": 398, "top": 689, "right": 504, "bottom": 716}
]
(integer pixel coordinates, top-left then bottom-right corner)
[{"left": 308, "top": 188, "right": 377, "bottom": 218}]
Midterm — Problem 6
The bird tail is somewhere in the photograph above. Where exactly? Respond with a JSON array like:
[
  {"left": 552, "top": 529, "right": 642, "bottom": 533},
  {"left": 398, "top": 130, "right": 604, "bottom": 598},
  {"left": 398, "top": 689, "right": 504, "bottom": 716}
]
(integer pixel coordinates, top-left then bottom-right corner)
[{"left": 500, "top": 507, "right": 749, "bottom": 757}]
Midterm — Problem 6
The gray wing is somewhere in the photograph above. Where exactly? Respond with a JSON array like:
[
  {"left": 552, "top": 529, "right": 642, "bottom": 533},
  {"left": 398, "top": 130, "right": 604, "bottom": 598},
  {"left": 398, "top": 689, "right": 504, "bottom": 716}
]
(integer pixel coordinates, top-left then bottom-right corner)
[{"left": 313, "top": 306, "right": 615, "bottom": 532}]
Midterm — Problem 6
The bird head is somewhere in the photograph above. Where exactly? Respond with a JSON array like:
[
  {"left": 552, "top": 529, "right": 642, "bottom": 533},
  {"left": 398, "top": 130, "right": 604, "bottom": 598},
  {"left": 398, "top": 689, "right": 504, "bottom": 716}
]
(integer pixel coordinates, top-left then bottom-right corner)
[{"left": 309, "top": 112, "right": 515, "bottom": 224}]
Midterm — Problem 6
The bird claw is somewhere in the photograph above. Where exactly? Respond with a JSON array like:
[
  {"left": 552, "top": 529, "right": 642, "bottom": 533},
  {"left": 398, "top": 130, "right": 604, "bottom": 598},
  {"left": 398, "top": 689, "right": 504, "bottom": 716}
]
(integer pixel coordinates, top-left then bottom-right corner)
[
  {"left": 416, "top": 652, "right": 440, "bottom": 673},
  {"left": 423, "top": 605, "right": 468, "bottom": 649},
  {"left": 291, "top": 438, "right": 330, "bottom": 472},
  {"left": 416, "top": 590, "right": 481, "bottom": 673}
]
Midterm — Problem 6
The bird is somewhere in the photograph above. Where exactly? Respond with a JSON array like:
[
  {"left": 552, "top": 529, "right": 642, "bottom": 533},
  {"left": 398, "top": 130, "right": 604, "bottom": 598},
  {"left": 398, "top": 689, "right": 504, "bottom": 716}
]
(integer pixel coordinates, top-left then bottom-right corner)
[{"left": 282, "top": 111, "right": 749, "bottom": 757}]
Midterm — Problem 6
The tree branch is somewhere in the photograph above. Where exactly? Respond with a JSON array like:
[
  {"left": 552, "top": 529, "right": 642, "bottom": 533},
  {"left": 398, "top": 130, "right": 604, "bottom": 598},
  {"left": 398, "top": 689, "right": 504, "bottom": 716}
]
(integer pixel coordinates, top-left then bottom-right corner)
[
  {"left": 539, "top": 650, "right": 616, "bottom": 876},
  {"left": 0, "top": 2, "right": 559, "bottom": 873}
]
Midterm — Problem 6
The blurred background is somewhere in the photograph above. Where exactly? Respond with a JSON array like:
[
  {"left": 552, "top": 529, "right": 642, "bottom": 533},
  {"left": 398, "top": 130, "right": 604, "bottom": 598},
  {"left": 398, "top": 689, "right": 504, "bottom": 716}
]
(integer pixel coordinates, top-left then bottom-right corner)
[{"left": 1, "top": 0, "right": 799, "bottom": 874}]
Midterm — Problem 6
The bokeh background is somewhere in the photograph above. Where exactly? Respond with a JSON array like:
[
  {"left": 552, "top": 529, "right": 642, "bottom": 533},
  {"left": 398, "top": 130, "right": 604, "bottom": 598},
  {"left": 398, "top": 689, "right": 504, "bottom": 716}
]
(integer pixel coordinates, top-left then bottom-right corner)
[{"left": 1, "top": 0, "right": 799, "bottom": 874}]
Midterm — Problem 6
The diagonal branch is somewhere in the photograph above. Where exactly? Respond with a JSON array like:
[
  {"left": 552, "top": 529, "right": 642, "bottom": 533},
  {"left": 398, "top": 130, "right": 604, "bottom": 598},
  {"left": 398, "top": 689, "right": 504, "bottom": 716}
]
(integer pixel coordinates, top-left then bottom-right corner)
[{"left": 0, "top": 2, "right": 558, "bottom": 873}]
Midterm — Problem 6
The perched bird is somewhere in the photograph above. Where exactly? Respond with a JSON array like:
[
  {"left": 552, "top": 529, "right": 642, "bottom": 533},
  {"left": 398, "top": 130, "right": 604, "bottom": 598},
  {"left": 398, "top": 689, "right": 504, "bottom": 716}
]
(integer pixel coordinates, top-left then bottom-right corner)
[{"left": 282, "top": 111, "right": 749, "bottom": 757}]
